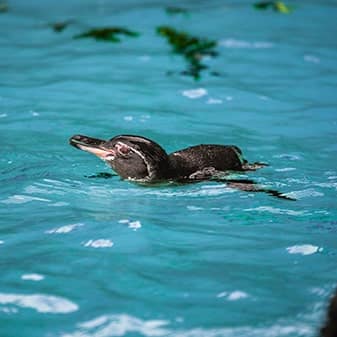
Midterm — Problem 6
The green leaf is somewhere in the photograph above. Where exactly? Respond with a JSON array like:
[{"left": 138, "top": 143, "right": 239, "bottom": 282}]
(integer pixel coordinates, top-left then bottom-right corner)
[
  {"left": 253, "top": 1, "right": 292, "bottom": 13},
  {"left": 273, "top": 1, "right": 292, "bottom": 13}
]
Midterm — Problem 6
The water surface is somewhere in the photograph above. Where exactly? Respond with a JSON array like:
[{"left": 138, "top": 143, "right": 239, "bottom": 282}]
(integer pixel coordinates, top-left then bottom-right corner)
[{"left": 1, "top": 1, "right": 337, "bottom": 336}]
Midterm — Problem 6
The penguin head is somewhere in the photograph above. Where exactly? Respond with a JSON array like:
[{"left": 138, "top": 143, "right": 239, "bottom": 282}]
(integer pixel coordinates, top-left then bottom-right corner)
[{"left": 70, "top": 134, "right": 169, "bottom": 181}]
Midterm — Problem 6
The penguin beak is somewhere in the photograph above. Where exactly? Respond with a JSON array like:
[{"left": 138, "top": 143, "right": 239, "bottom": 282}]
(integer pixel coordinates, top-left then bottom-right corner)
[{"left": 69, "top": 134, "right": 116, "bottom": 160}]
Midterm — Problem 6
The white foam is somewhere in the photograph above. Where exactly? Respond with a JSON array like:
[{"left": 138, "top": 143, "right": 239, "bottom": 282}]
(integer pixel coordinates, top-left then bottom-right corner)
[
  {"left": 273, "top": 154, "right": 302, "bottom": 161},
  {"left": 118, "top": 219, "right": 142, "bottom": 230},
  {"left": 63, "top": 313, "right": 313, "bottom": 337},
  {"left": 144, "top": 184, "right": 236, "bottom": 198},
  {"left": 228, "top": 291, "right": 249, "bottom": 301},
  {"left": 118, "top": 219, "right": 130, "bottom": 224},
  {"left": 62, "top": 314, "right": 169, "bottom": 337},
  {"left": 21, "top": 274, "right": 45, "bottom": 281},
  {"left": 0, "top": 293, "right": 78, "bottom": 314},
  {"left": 181, "top": 88, "right": 207, "bottom": 99},
  {"left": 219, "top": 38, "right": 273, "bottom": 49},
  {"left": 0, "top": 113, "right": 7, "bottom": 118},
  {"left": 286, "top": 189, "right": 324, "bottom": 199},
  {"left": 187, "top": 205, "right": 203, "bottom": 211},
  {"left": 46, "top": 223, "right": 84, "bottom": 234},
  {"left": 84, "top": 239, "right": 114, "bottom": 248},
  {"left": 0, "top": 240, "right": 4, "bottom": 245},
  {"left": 244, "top": 206, "right": 306, "bottom": 216},
  {"left": 286, "top": 245, "right": 322, "bottom": 256},
  {"left": 217, "top": 291, "right": 249, "bottom": 301},
  {"left": 275, "top": 167, "right": 296, "bottom": 172},
  {"left": 128, "top": 221, "right": 142, "bottom": 230},
  {"left": 1, "top": 195, "right": 50, "bottom": 204}
]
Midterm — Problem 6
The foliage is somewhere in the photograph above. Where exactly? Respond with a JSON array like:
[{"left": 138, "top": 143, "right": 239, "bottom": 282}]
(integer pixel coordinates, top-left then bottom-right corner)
[
  {"left": 157, "top": 26, "right": 218, "bottom": 80},
  {"left": 254, "top": 1, "right": 292, "bottom": 14}
]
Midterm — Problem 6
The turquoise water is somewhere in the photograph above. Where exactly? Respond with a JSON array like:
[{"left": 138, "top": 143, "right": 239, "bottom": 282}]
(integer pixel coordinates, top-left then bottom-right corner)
[{"left": 1, "top": 1, "right": 337, "bottom": 336}]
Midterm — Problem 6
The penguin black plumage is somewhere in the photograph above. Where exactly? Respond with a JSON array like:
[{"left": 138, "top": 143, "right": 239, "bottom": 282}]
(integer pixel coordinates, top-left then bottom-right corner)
[{"left": 69, "top": 134, "right": 258, "bottom": 182}]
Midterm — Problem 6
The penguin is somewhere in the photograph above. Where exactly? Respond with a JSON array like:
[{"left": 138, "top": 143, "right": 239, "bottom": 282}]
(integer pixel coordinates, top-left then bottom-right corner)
[
  {"left": 69, "top": 134, "right": 262, "bottom": 182},
  {"left": 69, "top": 134, "right": 294, "bottom": 200}
]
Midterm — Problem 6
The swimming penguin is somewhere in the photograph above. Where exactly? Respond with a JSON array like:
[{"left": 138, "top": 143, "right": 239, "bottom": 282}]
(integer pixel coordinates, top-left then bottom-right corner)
[
  {"left": 69, "top": 134, "right": 294, "bottom": 200},
  {"left": 69, "top": 134, "right": 262, "bottom": 182}
]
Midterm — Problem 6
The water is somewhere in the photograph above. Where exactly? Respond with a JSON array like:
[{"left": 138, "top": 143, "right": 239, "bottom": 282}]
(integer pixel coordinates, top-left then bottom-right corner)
[{"left": 1, "top": 1, "right": 337, "bottom": 336}]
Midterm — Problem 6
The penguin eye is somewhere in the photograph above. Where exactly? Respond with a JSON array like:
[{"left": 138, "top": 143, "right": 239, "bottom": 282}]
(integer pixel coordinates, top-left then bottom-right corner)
[{"left": 116, "top": 144, "right": 131, "bottom": 156}]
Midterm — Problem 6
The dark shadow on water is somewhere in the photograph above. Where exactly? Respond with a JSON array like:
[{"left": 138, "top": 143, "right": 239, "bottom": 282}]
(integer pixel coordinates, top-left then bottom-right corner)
[
  {"left": 74, "top": 27, "right": 140, "bottom": 42},
  {"left": 85, "top": 172, "right": 118, "bottom": 179}
]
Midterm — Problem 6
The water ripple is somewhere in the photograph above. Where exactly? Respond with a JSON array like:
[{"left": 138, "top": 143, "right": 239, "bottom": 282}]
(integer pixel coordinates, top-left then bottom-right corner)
[
  {"left": 244, "top": 206, "right": 308, "bottom": 216},
  {"left": 61, "top": 313, "right": 314, "bottom": 337},
  {"left": 0, "top": 293, "right": 78, "bottom": 314}
]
